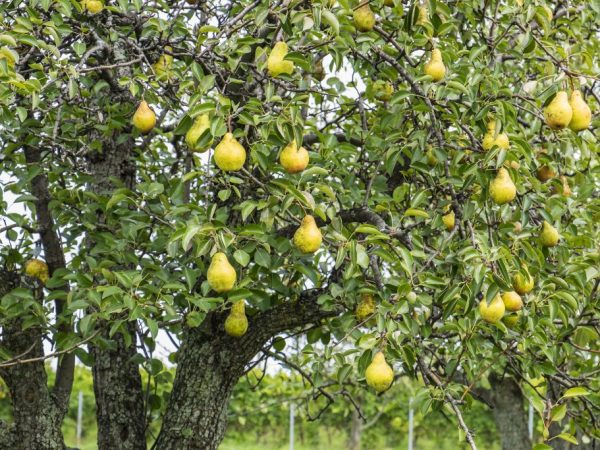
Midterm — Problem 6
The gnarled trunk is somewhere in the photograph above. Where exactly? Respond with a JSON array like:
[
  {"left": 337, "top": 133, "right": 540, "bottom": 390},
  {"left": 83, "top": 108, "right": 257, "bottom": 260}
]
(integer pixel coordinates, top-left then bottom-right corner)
[{"left": 488, "top": 376, "right": 531, "bottom": 450}]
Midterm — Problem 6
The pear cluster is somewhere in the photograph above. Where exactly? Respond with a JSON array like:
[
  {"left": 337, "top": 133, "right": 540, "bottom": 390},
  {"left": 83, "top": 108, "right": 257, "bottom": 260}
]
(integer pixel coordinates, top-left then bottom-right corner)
[{"left": 544, "top": 90, "right": 592, "bottom": 132}]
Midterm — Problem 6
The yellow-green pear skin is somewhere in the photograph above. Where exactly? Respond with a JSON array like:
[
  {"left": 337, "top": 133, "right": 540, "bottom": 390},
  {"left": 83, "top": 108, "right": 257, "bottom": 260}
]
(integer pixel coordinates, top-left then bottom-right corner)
[
  {"left": 479, "top": 294, "right": 505, "bottom": 323},
  {"left": 489, "top": 168, "right": 516, "bottom": 205},
  {"left": 513, "top": 267, "right": 534, "bottom": 295},
  {"left": 502, "top": 291, "right": 523, "bottom": 312},
  {"left": 424, "top": 49, "right": 445, "bottom": 82},
  {"left": 365, "top": 352, "right": 394, "bottom": 393},
  {"left": 224, "top": 301, "right": 248, "bottom": 338},
  {"left": 482, "top": 120, "right": 509, "bottom": 150},
  {"left": 353, "top": 4, "right": 376, "bottom": 32},
  {"left": 280, "top": 141, "right": 309, "bottom": 173},
  {"left": 185, "top": 114, "right": 211, "bottom": 152},
  {"left": 132, "top": 100, "right": 156, "bottom": 134},
  {"left": 267, "top": 42, "right": 294, "bottom": 77},
  {"left": 568, "top": 90, "right": 592, "bottom": 132},
  {"left": 207, "top": 252, "right": 236, "bottom": 293},
  {"left": 82, "top": 0, "right": 104, "bottom": 14},
  {"left": 293, "top": 215, "right": 322, "bottom": 254},
  {"left": 372, "top": 80, "right": 394, "bottom": 101},
  {"left": 25, "top": 259, "right": 50, "bottom": 284},
  {"left": 442, "top": 210, "right": 455, "bottom": 231},
  {"left": 153, "top": 47, "right": 173, "bottom": 80},
  {"left": 356, "top": 293, "right": 376, "bottom": 322},
  {"left": 503, "top": 313, "right": 520, "bottom": 328},
  {"left": 544, "top": 91, "right": 573, "bottom": 129},
  {"left": 214, "top": 133, "right": 246, "bottom": 171},
  {"left": 539, "top": 221, "right": 559, "bottom": 247},
  {"left": 416, "top": 5, "right": 430, "bottom": 26}
]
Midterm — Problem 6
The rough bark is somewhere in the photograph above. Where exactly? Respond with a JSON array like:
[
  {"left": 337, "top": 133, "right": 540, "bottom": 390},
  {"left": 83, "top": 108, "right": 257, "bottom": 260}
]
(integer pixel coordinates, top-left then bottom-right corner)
[
  {"left": 487, "top": 376, "right": 531, "bottom": 450},
  {"left": 347, "top": 408, "right": 362, "bottom": 450},
  {"left": 154, "top": 291, "right": 338, "bottom": 449}
]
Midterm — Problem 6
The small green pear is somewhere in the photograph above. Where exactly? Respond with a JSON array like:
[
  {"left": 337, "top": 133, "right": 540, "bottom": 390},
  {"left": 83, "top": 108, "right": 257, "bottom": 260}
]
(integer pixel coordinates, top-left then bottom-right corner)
[
  {"left": 479, "top": 294, "right": 505, "bottom": 323},
  {"left": 356, "top": 293, "right": 376, "bottom": 322},
  {"left": 372, "top": 80, "right": 394, "bottom": 101},
  {"left": 224, "top": 300, "right": 249, "bottom": 338},
  {"left": 539, "top": 221, "right": 559, "bottom": 247},
  {"left": 503, "top": 313, "right": 520, "bottom": 328},
  {"left": 513, "top": 266, "right": 534, "bottom": 295},
  {"left": 544, "top": 91, "right": 573, "bottom": 129},
  {"left": 132, "top": 100, "right": 156, "bottom": 134},
  {"left": 207, "top": 252, "right": 236, "bottom": 293},
  {"left": 406, "top": 291, "right": 417, "bottom": 304},
  {"left": 442, "top": 210, "right": 455, "bottom": 231},
  {"left": 214, "top": 133, "right": 246, "bottom": 171},
  {"left": 424, "top": 49, "right": 445, "bottom": 82},
  {"left": 267, "top": 41, "right": 294, "bottom": 77},
  {"left": 568, "top": 90, "right": 592, "bottom": 132},
  {"left": 185, "top": 114, "right": 212, "bottom": 152},
  {"left": 365, "top": 351, "right": 394, "bottom": 393},
  {"left": 353, "top": 4, "right": 376, "bottom": 32},
  {"left": 489, "top": 168, "right": 516, "bottom": 205},
  {"left": 280, "top": 140, "right": 309, "bottom": 173},
  {"left": 502, "top": 291, "right": 523, "bottom": 312},
  {"left": 153, "top": 47, "right": 174, "bottom": 80},
  {"left": 293, "top": 215, "right": 322, "bottom": 253}
]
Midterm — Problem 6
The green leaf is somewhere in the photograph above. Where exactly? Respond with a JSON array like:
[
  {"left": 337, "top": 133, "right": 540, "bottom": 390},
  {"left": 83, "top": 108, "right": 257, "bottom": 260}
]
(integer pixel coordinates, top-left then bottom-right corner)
[{"left": 560, "top": 387, "right": 589, "bottom": 399}]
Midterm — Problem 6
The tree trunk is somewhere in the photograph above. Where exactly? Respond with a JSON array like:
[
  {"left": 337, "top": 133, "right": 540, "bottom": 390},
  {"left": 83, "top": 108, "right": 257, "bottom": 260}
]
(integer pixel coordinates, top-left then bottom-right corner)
[
  {"left": 347, "top": 408, "right": 362, "bottom": 450},
  {"left": 488, "top": 376, "right": 531, "bottom": 450}
]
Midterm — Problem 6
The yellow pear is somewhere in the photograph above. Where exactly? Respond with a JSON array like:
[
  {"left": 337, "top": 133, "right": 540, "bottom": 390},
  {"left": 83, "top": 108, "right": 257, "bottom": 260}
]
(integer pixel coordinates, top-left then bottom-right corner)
[
  {"left": 568, "top": 90, "right": 592, "bottom": 132},
  {"left": 372, "top": 80, "right": 394, "bottom": 101},
  {"left": 185, "top": 114, "right": 212, "bottom": 152},
  {"left": 280, "top": 140, "right": 309, "bottom": 173},
  {"left": 442, "top": 210, "right": 455, "bottom": 231},
  {"left": 24, "top": 259, "right": 50, "bottom": 284},
  {"left": 0, "top": 47, "right": 17, "bottom": 68},
  {"left": 267, "top": 42, "right": 294, "bottom": 77},
  {"left": 482, "top": 120, "right": 509, "bottom": 151},
  {"left": 153, "top": 47, "right": 174, "bottom": 80},
  {"left": 132, "top": 100, "right": 156, "bottom": 134},
  {"left": 424, "top": 49, "right": 445, "bottom": 82},
  {"left": 207, "top": 252, "right": 236, "bottom": 293},
  {"left": 489, "top": 168, "right": 516, "bottom": 205},
  {"left": 353, "top": 4, "right": 376, "bottom": 32},
  {"left": 356, "top": 293, "right": 376, "bottom": 322},
  {"left": 224, "top": 300, "right": 248, "bottom": 338},
  {"left": 536, "top": 165, "right": 555, "bottom": 182},
  {"left": 544, "top": 91, "right": 573, "bottom": 129},
  {"left": 214, "top": 133, "right": 246, "bottom": 171},
  {"left": 82, "top": 0, "right": 104, "bottom": 14},
  {"left": 479, "top": 294, "right": 505, "bottom": 323},
  {"left": 293, "top": 215, "right": 322, "bottom": 253},
  {"left": 539, "top": 220, "right": 559, "bottom": 247},
  {"left": 503, "top": 313, "right": 520, "bottom": 328},
  {"left": 365, "top": 351, "right": 394, "bottom": 393},
  {"left": 513, "top": 266, "right": 534, "bottom": 295},
  {"left": 502, "top": 291, "right": 523, "bottom": 312}
]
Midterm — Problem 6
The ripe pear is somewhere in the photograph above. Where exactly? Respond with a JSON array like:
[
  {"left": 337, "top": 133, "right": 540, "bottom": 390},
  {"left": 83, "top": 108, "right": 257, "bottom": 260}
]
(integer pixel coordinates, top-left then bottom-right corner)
[
  {"left": 503, "top": 313, "right": 520, "bottom": 329},
  {"left": 482, "top": 120, "right": 509, "bottom": 151},
  {"left": 489, "top": 168, "right": 516, "bottom": 205},
  {"left": 25, "top": 259, "right": 50, "bottom": 284},
  {"left": 293, "top": 215, "right": 322, "bottom": 253},
  {"left": 365, "top": 351, "right": 394, "bottom": 393},
  {"left": 132, "top": 100, "right": 156, "bottom": 134},
  {"left": 479, "top": 294, "right": 505, "bottom": 323},
  {"left": 539, "top": 221, "right": 559, "bottom": 247},
  {"left": 82, "top": 0, "right": 104, "bottom": 14},
  {"left": 280, "top": 140, "right": 309, "bottom": 173},
  {"left": 442, "top": 210, "right": 455, "bottom": 231},
  {"left": 424, "top": 49, "right": 445, "bottom": 82},
  {"left": 544, "top": 91, "right": 573, "bottom": 129},
  {"left": 185, "top": 114, "right": 212, "bottom": 152},
  {"left": 207, "top": 252, "right": 236, "bottom": 293},
  {"left": 536, "top": 165, "right": 555, "bottom": 182},
  {"left": 568, "top": 90, "right": 592, "bottom": 132},
  {"left": 356, "top": 293, "right": 376, "bottom": 322},
  {"left": 513, "top": 266, "right": 534, "bottom": 295},
  {"left": 214, "top": 133, "right": 246, "bottom": 171},
  {"left": 224, "top": 300, "right": 248, "bottom": 338},
  {"left": 153, "top": 47, "right": 174, "bottom": 80},
  {"left": 502, "top": 291, "right": 523, "bottom": 312},
  {"left": 372, "top": 80, "right": 394, "bottom": 101},
  {"left": 267, "top": 41, "right": 294, "bottom": 77},
  {"left": 353, "top": 4, "right": 376, "bottom": 32}
]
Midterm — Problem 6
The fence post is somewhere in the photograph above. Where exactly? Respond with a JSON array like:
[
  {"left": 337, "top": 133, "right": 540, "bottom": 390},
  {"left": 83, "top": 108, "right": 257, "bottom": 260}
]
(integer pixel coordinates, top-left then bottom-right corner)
[
  {"left": 289, "top": 402, "right": 295, "bottom": 450},
  {"left": 408, "top": 397, "right": 414, "bottom": 450},
  {"left": 528, "top": 402, "right": 534, "bottom": 440}
]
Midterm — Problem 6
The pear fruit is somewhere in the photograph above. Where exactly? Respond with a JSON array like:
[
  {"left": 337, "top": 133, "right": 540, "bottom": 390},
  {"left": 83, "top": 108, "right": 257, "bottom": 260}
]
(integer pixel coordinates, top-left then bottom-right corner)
[
  {"left": 479, "top": 294, "right": 505, "bottom": 323},
  {"left": 207, "top": 252, "right": 236, "bottom": 293},
  {"left": 482, "top": 120, "right": 509, "bottom": 151},
  {"left": 416, "top": 5, "right": 430, "bottom": 26},
  {"left": 82, "top": 0, "right": 104, "bottom": 14},
  {"left": 372, "top": 80, "right": 394, "bottom": 101},
  {"left": 356, "top": 293, "right": 376, "bottom": 322},
  {"left": 539, "top": 220, "right": 559, "bottom": 247},
  {"left": 560, "top": 175, "right": 572, "bottom": 197},
  {"left": 293, "top": 215, "right": 322, "bottom": 253},
  {"left": 544, "top": 91, "right": 573, "bottom": 129},
  {"left": 503, "top": 313, "right": 520, "bottom": 329},
  {"left": 365, "top": 351, "right": 394, "bottom": 393},
  {"left": 214, "top": 133, "right": 246, "bottom": 171},
  {"left": 406, "top": 291, "right": 417, "bottom": 304},
  {"left": 314, "top": 59, "right": 325, "bottom": 81},
  {"left": 280, "top": 140, "right": 309, "bottom": 173},
  {"left": 536, "top": 165, "right": 555, "bottom": 182},
  {"left": 132, "top": 100, "right": 156, "bottom": 134},
  {"left": 185, "top": 114, "right": 212, "bottom": 152},
  {"left": 424, "top": 49, "right": 445, "bottom": 82},
  {"left": 24, "top": 259, "right": 50, "bottom": 284},
  {"left": 442, "top": 210, "right": 455, "bottom": 231},
  {"left": 502, "top": 291, "right": 523, "bottom": 312},
  {"left": 353, "top": 4, "right": 376, "bottom": 32},
  {"left": 568, "top": 90, "right": 592, "bottom": 132},
  {"left": 224, "top": 300, "right": 248, "bottom": 338},
  {"left": 267, "top": 42, "right": 294, "bottom": 77},
  {"left": 489, "top": 168, "right": 516, "bottom": 205},
  {"left": 513, "top": 266, "right": 534, "bottom": 295},
  {"left": 153, "top": 47, "right": 174, "bottom": 80}
]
